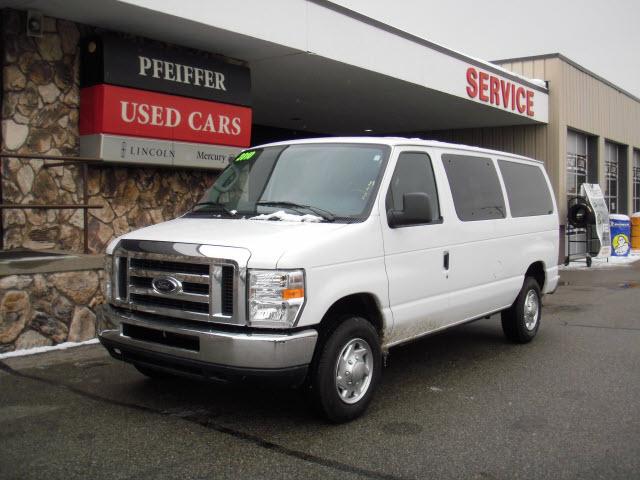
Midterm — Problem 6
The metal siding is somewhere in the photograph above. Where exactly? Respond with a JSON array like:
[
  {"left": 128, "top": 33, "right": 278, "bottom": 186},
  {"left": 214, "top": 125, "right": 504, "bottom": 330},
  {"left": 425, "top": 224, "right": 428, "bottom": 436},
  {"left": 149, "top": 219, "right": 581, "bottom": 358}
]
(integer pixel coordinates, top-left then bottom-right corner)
[{"left": 423, "top": 56, "right": 640, "bottom": 217}]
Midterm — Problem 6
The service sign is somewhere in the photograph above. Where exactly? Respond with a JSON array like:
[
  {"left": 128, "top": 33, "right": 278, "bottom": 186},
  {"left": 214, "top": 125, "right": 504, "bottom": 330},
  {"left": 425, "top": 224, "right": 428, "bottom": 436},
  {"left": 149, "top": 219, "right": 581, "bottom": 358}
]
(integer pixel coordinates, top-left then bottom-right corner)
[
  {"left": 80, "top": 134, "right": 240, "bottom": 170},
  {"left": 81, "top": 35, "right": 251, "bottom": 106},
  {"left": 79, "top": 84, "right": 252, "bottom": 148},
  {"left": 465, "top": 66, "right": 537, "bottom": 117}
]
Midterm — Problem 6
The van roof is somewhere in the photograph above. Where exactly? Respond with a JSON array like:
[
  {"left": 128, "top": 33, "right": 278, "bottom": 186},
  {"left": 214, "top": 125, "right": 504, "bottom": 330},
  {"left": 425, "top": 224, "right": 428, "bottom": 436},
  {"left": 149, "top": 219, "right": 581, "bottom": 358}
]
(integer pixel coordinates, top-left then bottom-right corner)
[{"left": 253, "top": 137, "right": 544, "bottom": 164}]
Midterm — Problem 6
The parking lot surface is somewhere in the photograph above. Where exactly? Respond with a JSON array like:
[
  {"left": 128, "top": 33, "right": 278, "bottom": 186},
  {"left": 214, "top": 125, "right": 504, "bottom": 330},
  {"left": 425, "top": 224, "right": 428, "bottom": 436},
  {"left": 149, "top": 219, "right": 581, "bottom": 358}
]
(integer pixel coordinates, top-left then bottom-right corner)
[{"left": 1, "top": 262, "right": 639, "bottom": 480}]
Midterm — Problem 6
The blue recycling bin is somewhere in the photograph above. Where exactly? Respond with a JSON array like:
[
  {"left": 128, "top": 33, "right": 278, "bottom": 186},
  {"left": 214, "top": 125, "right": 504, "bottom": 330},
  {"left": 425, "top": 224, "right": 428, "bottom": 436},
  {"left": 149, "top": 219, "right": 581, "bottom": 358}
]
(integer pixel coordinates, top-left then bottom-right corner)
[{"left": 610, "top": 214, "right": 631, "bottom": 257}]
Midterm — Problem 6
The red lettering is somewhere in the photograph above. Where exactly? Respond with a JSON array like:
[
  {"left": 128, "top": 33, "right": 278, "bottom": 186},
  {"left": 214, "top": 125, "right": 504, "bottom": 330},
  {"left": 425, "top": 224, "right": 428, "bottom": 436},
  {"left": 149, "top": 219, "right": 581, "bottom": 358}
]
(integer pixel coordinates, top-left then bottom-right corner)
[
  {"left": 526, "top": 90, "right": 534, "bottom": 116},
  {"left": 500, "top": 80, "right": 510, "bottom": 108},
  {"left": 79, "top": 84, "right": 252, "bottom": 147},
  {"left": 489, "top": 77, "right": 500, "bottom": 105},
  {"left": 466, "top": 67, "right": 478, "bottom": 98},
  {"left": 464, "top": 67, "right": 537, "bottom": 118},
  {"left": 516, "top": 87, "right": 526, "bottom": 113},
  {"left": 479, "top": 71, "right": 489, "bottom": 102}
]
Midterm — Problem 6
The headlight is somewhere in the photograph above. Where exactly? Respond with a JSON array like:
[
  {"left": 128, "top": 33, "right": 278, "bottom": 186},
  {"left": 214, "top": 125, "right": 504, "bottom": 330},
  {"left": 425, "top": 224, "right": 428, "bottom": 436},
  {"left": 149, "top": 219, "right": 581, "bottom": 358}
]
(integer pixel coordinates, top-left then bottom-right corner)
[
  {"left": 104, "top": 253, "right": 113, "bottom": 301},
  {"left": 248, "top": 269, "right": 305, "bottom": 328}
]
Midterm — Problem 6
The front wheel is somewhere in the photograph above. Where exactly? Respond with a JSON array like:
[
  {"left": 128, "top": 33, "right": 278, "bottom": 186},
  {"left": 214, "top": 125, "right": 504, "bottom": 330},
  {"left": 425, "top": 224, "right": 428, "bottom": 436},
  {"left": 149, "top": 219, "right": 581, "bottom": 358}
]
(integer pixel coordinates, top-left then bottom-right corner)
[
  {"left": 309, "top": 317, "right": 382, "bottom": 423},
  {"left": 501, "top": 277, "right": 542, "bottom": 343}
]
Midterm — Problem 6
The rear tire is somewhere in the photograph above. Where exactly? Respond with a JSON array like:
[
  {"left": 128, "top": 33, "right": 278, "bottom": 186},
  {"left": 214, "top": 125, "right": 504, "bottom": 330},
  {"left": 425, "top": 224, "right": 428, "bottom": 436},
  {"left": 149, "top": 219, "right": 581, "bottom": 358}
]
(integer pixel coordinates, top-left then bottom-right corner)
[
  {"left": 501, "top": 277, "right": 541, "bottom": 343},
  {"left": 309, "top": 316, "right": 381, "bottom": 423}
]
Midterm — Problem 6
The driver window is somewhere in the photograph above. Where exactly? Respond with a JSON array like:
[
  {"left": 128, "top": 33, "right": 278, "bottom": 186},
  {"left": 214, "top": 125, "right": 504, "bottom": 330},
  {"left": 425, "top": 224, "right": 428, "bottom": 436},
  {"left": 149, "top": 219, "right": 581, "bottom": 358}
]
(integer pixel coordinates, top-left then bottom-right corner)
[{"left": 385, "top": 152, "right": 441, "bottom": 222}]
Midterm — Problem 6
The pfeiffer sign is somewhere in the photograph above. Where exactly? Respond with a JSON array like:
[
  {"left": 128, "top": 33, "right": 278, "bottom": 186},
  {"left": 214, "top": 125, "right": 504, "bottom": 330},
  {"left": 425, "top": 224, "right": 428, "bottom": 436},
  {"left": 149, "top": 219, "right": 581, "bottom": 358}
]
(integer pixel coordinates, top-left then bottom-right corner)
[
  {"left": 79, "top": 35, "right": 251, "bottom": 169},
  {"left": 465, "top": 66, "right": 536, "bottom": 117},
  {"left": 81, "top": 35, "right": 251, "bottom": 106}
]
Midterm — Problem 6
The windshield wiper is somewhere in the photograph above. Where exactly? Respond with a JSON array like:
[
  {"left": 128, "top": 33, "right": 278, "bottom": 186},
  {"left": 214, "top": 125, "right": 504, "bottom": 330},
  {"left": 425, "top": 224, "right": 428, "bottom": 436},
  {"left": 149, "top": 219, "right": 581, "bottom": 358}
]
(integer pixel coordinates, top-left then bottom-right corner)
[
  {"left": 190, "top": 202, "right": 236, "bottom": 216},
  {"left": 255, "top": 201, "right": 335, "bottom": 222}
]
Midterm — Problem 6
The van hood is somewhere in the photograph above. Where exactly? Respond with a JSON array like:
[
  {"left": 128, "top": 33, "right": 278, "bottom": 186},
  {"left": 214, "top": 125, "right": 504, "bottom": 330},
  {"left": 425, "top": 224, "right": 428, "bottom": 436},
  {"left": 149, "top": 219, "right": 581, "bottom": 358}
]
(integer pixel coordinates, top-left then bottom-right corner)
[{"left": 108, "top": 217, "right": 349, "bottom": 268}]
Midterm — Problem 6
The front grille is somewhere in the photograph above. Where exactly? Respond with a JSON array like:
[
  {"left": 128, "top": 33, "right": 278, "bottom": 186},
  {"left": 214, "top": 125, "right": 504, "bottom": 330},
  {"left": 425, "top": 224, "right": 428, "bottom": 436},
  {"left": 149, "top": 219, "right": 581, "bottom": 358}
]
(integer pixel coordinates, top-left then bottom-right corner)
[
  {"left": 122, "top": 323, "right": 200, "bottom": 351},
  {"left": 113, "top": 248, "right": 238, "bottom": 324},
  {"left": 130, "top": 293, "right": 210, "bottom": 314},
  {"left": 221, "top": 266, "right": 234, "bottom": 316},
  {"left": 130, "top": 257, "right": 209, "bottom": 275},
  {"left": 117, "top": 257, "right": 128, "bottom": 300}
]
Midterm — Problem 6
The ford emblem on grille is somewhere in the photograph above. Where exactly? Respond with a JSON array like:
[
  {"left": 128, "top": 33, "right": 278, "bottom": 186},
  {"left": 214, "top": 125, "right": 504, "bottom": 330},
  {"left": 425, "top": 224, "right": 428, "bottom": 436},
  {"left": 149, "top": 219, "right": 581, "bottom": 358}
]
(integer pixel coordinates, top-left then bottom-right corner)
[{"left": 152, "top": 276, "right": 181, "bottom": 294}]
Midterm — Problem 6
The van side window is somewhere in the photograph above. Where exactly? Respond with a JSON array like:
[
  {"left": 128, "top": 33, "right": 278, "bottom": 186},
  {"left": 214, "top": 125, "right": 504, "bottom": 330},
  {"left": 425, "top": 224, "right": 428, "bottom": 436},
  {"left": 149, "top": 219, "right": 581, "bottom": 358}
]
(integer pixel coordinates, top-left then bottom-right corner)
[
  {"left": 442, "top": 154, "right": 506, "bottom": 221},
  {"left": 498, "top": 160, "right": 554, "bottom": 217},
  {"left": 386, "top": 152, "right": 440, "bottom": 223}
]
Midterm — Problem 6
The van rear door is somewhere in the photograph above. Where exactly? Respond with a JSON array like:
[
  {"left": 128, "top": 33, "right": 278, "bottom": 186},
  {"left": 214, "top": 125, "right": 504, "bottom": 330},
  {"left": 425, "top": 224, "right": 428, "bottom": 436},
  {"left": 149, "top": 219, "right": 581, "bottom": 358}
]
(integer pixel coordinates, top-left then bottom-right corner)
[{"left": 439, "top": 152, "right": 512, "bottom": 321}]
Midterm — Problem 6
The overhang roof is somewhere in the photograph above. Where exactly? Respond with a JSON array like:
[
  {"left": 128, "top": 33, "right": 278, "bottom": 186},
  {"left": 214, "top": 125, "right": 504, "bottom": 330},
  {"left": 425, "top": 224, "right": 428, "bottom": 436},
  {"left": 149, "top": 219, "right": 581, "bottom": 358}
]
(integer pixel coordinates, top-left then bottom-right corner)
[{"left": 3, "top": 0, "right": 550, "bottom": 134}]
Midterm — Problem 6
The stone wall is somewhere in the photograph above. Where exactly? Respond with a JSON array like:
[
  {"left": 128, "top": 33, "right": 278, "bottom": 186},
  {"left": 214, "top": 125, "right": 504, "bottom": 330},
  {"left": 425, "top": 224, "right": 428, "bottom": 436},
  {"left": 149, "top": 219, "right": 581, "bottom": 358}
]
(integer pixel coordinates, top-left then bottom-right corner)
[
  {"left": 0, "top": 269, "right": 105, "bottom": 353},
  {"left": 0, "top": 9, "right": 219, "bottom": 352},
  {"left": 1, "top": 9, "right": 217, "bottom": 254}
]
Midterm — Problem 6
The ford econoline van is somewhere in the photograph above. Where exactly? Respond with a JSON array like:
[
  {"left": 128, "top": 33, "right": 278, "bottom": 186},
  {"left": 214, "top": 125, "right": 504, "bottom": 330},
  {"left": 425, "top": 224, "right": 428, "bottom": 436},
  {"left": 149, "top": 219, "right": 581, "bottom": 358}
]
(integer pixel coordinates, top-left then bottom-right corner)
[{"left": 99, "top": 137, "right": 559, "bottom": 422}]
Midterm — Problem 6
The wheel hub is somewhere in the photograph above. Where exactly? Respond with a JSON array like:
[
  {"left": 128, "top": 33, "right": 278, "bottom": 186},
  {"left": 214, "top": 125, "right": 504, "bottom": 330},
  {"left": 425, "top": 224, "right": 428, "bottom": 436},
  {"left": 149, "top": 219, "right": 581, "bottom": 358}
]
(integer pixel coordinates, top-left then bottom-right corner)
[
  {"left": 523, "top": 289, "right": 539, "bottom": 330},
  {"left": 335, "top": 338, "right": 373, "bottom": 404}
]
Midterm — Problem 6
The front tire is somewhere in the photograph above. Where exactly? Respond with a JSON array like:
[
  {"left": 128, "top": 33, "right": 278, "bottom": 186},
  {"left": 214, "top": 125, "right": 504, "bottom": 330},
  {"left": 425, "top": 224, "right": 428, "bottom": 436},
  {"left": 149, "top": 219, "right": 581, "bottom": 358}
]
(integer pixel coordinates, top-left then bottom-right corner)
[
  {"left": 309, "top": 317, "right": 382, "bottom": 423},
  {"left": 501, "top": 277, "right": 542, "bottom": 343}
]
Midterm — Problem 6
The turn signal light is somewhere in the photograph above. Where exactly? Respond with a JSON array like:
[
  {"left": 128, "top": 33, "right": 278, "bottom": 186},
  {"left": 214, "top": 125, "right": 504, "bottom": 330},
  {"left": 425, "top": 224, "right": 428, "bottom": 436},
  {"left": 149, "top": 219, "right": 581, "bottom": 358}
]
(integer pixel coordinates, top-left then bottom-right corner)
[{"left": 282, "top": 288, "right": 304, "bottom": 300}]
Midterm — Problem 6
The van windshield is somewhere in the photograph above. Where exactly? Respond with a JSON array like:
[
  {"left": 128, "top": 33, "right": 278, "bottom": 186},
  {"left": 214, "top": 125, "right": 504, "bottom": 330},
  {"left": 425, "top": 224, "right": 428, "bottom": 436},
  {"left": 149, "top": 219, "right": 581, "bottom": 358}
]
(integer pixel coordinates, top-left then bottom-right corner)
[{"left": 187, "top": 143, "right": 390, "bottom": 222}]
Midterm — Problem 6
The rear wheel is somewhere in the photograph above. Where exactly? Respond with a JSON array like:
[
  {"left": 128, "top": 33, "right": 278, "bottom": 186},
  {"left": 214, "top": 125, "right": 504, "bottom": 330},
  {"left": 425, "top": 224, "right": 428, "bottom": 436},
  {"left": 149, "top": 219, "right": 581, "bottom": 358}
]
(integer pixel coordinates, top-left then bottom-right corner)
[
  {"left": 501, "top": 277, "right": 541, "bottom": 343},
  {"left": 309, "top": 316, "right": 381, "bottom": 423}
]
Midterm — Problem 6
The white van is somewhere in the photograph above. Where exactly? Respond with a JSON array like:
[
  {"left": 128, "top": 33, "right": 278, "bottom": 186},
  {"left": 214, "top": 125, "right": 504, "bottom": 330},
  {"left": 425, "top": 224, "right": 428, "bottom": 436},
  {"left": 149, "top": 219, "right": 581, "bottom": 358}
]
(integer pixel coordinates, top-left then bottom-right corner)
[{"left": 99, "top": 137, "right": 559, "bottom": 422}]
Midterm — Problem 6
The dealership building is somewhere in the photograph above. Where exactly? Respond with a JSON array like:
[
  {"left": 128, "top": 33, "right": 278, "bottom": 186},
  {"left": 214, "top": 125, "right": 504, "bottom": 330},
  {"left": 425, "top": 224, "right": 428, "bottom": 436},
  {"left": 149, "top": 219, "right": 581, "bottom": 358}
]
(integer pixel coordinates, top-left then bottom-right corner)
[{"left": 0, "top": 0, "right": 639, "bottom": 352}]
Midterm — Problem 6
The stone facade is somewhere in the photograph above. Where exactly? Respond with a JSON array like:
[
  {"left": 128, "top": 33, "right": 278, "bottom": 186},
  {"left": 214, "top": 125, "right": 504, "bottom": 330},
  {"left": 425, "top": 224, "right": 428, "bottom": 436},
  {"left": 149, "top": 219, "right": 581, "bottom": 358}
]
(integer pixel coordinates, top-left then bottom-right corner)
[
  {"left": 0, "top": 9, "right": 220, "bottom": 351},
  {"left": 0, "top": 269, "right": 105, "bottom": 353},
  {"left": 1, "top": 9, "right": 217, "bottom": 254}
]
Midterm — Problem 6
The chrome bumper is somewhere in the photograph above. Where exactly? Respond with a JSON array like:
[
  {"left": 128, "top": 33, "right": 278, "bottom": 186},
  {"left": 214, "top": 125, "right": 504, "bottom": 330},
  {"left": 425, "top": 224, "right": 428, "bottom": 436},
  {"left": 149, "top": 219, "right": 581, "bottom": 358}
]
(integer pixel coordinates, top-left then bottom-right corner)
[{"left": 99, "top": 305, "right": 318, "bottom": 371}]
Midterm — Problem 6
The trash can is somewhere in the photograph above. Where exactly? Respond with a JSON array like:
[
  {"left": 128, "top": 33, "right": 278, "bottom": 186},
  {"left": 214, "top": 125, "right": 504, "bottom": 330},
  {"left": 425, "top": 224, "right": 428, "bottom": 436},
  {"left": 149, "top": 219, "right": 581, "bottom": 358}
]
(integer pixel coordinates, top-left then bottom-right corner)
[
  {"left": 632, "top": 213, "right": 640, "bottom": 250},
  {"left": 610, "top": 214, "right": 631, "bottom": 257}
]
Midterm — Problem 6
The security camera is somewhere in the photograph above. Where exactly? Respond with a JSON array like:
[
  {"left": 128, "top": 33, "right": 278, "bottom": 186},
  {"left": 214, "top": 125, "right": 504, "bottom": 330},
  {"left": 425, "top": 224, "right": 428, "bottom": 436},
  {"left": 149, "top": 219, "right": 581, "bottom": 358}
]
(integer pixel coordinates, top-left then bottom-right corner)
[{"left": 27, "top": 10, "right": 44, "bottom": 38}]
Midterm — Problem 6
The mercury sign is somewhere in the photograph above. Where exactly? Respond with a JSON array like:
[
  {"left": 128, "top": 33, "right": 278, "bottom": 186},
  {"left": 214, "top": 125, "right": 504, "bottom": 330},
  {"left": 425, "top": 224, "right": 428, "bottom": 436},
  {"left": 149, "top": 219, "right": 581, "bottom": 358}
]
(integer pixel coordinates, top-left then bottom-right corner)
[
  {"left": 80, "top": 134, "right": 240, "bottom": 170},
  {"left": 79, "top": 35, "right": 251, "bottom": 169}
]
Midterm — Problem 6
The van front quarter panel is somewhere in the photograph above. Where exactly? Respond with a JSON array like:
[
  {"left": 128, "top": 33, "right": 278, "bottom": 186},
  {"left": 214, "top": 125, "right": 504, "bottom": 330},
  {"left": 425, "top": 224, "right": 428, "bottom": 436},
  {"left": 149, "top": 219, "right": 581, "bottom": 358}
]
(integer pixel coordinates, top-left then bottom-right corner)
[{"left": 275, "top": 215, "right": 392, "bottom": 336}]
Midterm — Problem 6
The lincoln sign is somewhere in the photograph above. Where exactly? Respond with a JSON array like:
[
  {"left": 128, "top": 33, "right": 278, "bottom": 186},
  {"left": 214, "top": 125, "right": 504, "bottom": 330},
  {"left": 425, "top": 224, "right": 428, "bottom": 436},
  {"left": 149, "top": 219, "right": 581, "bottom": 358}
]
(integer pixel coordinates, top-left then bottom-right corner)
[{"left": 79, "top": 35, "right": 252, "bottom": 169}]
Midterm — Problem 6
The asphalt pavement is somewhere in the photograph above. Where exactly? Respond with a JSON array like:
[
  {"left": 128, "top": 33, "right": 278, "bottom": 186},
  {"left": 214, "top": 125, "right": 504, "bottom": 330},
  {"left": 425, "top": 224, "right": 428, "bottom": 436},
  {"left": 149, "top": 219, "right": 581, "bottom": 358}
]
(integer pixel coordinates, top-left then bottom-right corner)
[{"left": 1, "top": 262, "right": 639, "bottom": 480}]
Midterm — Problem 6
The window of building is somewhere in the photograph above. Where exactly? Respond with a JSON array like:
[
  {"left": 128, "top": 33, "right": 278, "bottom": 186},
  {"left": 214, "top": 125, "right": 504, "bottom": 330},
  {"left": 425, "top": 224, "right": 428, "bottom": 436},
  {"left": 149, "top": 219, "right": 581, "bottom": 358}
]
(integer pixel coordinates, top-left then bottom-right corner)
[
  {"left": 566, "top": 130, "right": 597, "bottom": 208},
  {"left": 498, "top": 160, "right": 554, "bottom": 217},
  {"left": 633, "top": 149, "right": 640, "bottom": 214},
  {"left": 386, "top": 152, "right": 440, "bottom": 224},
  {"left": 442, "top": 154, "right": 505, "bottom": 221},
  {"left": 604, "top": 141, "right": 628, "bottom": 214}
]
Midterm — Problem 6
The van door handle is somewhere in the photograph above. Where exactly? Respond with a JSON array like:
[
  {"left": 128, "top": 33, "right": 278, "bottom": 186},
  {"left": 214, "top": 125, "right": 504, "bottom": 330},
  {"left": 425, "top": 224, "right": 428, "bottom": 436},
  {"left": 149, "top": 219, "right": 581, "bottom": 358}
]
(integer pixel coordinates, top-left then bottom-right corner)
[{"left": 443, "top": 251, "right": 450, "bottom": 270}]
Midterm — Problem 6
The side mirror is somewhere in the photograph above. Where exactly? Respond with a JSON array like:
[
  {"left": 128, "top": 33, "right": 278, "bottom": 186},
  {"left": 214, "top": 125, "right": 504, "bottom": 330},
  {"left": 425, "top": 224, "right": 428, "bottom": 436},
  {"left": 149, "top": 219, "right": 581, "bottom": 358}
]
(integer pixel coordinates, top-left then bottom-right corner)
[{"left": 388, "top": 192, "right": 435, "bottom": 227}]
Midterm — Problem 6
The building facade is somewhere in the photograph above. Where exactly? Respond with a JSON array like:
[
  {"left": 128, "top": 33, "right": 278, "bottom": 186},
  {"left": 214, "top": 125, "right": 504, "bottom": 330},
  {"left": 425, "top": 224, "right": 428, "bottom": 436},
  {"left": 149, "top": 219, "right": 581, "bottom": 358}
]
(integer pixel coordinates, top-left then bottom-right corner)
[
  {"left": 0, "top": 2, "right": 639, "bottom": 352},
  {"left": 428, "top": 54, "right": 640, "bottom": 227}
]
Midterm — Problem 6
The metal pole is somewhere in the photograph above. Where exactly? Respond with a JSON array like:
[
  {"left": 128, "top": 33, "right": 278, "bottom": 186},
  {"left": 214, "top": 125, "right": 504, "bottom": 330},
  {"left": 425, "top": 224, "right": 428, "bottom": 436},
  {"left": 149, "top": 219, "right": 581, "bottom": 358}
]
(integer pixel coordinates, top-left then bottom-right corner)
[
  {"left": 0, "top": 157, "right": 4, "bottom": 251},
  {"left": 83, "top": 162, "right": 89, "bottom": 254},
  {"left": 0, "top": 152, "right": 103, "bottom": 163}
]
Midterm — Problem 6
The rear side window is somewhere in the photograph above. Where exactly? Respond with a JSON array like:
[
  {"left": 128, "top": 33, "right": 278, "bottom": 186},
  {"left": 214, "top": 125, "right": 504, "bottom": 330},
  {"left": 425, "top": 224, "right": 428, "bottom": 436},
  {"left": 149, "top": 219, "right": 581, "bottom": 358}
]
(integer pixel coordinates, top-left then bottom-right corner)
[
  {"left": 498, "top": 160, "right": 554, "bottom": 217},
  {"left": 386, "top": 152, "right": 440, "bottom": 223},
  {"left": 442, "top": 154, "right": 506, "bottom": 221}
]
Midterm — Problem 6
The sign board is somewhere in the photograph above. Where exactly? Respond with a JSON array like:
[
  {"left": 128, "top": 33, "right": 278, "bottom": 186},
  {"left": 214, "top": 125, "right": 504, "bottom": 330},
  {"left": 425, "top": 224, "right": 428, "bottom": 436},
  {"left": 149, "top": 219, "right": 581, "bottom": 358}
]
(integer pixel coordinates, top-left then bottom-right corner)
[
  {"left": 581, "top": 183, "right": 611, "bottom": 258},
  {"left": 79, "top": 84, "right": 252, "bottom": 148},
  {"left": 81, "top": 35, "right": 251, "bottom": 106},
  {"left": 465, "top": 66, "right": 537, "bottom": 117},
  {"left": 80, "top": 134, "right": 240, "bottom": 170}
]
